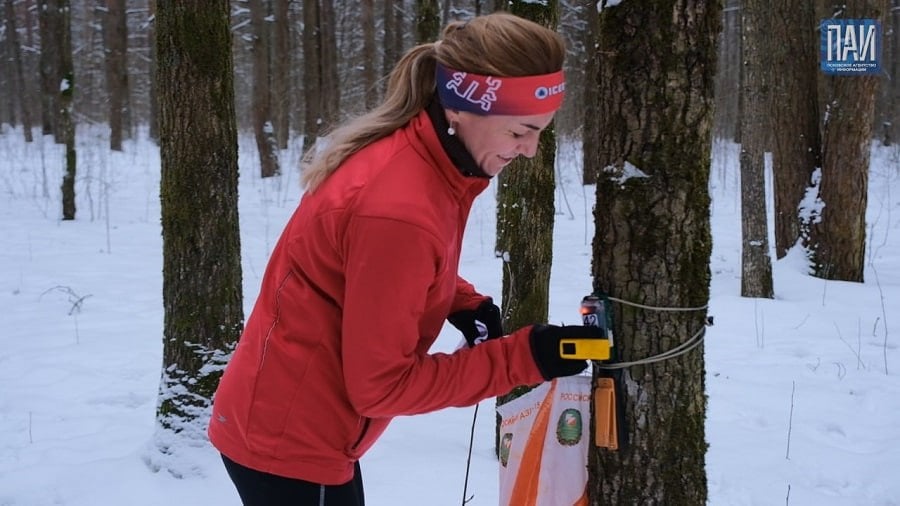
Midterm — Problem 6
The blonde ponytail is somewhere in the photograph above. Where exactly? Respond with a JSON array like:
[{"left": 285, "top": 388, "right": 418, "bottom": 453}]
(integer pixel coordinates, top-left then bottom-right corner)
[{"left": 301, "top": 44, "right": 438, "bottom": 191}]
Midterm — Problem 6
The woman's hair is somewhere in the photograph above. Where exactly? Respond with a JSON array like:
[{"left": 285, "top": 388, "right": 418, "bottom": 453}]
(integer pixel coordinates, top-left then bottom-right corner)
[{"left": 300, "top": 12, "right": 566, "bottom": 191}]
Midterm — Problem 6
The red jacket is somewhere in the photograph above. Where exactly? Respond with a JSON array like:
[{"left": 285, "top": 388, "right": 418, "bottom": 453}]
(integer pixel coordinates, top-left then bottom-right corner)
[{"left": 208, "top": 109, "right": 544, "bottom": 485}]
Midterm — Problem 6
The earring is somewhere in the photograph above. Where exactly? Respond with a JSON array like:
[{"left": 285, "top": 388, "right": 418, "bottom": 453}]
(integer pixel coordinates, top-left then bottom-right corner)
[{"left": 447, "top": 123, "right": 456, "bottom": 136}]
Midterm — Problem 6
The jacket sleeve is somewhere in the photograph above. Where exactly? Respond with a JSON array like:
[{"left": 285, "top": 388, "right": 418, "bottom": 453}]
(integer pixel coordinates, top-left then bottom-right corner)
[
  {"left": 450, "top": 275, "right": 488, "bottom": 313},
  {"left": 341, "top": 215, "right": 544, "bottom": 418}
]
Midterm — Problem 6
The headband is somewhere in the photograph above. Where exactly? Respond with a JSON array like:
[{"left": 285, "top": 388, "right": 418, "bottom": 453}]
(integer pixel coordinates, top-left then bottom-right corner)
[{"left": 435, "top": 63, "right": 565, "bottom": 116}]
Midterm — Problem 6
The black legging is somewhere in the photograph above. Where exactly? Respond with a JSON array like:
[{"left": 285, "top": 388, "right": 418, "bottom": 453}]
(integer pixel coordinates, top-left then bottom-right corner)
[{"left": 222, "top": 454, "right": 365, "bottom": 506}]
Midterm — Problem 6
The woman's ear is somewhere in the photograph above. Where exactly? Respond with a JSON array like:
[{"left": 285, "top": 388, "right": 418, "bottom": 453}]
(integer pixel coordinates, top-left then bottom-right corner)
[{"left": 444, "top": 109, "right": 461, "bottom": 136}]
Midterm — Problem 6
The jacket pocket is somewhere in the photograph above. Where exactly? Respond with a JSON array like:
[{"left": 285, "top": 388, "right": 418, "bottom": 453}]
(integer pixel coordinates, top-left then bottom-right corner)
[
  {"left": 350, "top": 418, "right": 371, "bottom": 452},
  {"left": 345, "top": 417, "right": 391, "bottom": 459}
]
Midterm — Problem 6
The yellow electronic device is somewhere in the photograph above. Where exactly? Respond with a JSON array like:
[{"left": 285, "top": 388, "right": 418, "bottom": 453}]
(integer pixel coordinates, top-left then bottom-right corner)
[
  {"left": 559, "top": 337, "right": 611, "bottom": 360},
  {"left": 557, "top": 294, "right": 614, "bottom": 360}
]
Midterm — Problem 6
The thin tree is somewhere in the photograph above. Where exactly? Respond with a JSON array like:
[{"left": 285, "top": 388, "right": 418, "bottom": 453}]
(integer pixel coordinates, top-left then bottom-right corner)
[
  {"left": 148, "top": 0, "right": 158, "bottom": 143},
  {"left": 382, "top": 0, "right": 399, "bottom": 91},
  {"left": 884, "top": 0, "right": 900, "bottom": 145},
  {"left": 103, "top": 0, "right": 130, "bottom": 151},
  {"left": 319, "top": 0, "right": 339, "bottom": 127},
  {"left": 416, "top": 0, "right": 440, "bottom": 43},
  {"left": 301, "top": 0, "right": 339, "bottom": 151},
  {"left": 361, "top": 0, "right": 376, "bottom": 109},
  {"left": 272, "top": 0, "right": 290, "bottom": 149},
  {"left": 249, "top": 0, "right": 280, "bottom": 177},
  {"left": 302, "top": 0, "right": 320, "bottom": 151},
  {"left": 588, "top": 0, "right": 719, "bottom": 503},
  {"left": 739, "top": 0, "right": 774, "bottom": 298},
  {"left": 37, "top": 0, "right": 60, "bottom": 138},
  {"left": 153, "top": 0, "right": 243, "bottom": 474},
  {"left": 712, "top": 0, "right": 741, "bottom": 142},
  {"left": 806, "top": 1, "right": 885, "bottom": 282},
  {"left": 4, "top": 0, "right": 34, "bottom": 142},
  {"left": 770, "top": 0, "right": 820, "bottom": 258},
  {"left": 58, "top": 0, "right": 75, "bottom": 220},
  {"left": 581, "top": 0, "right": 600, "bottom": 183}
]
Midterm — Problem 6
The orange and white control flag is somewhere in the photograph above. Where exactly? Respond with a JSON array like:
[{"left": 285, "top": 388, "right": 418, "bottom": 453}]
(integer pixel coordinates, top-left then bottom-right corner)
[{"left": 497, "top": 376, "right": 591, "bottom": 506}]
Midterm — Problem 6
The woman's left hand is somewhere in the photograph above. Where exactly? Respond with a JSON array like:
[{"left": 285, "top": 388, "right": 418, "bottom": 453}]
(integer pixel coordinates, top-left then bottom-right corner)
[{"left": 447, "top": 298, "right": 504, "bottom": 347}]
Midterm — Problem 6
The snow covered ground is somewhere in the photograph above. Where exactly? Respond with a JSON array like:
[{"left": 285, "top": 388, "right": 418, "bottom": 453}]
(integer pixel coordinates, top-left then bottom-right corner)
[{"left": 1, "top": 125, "right": 898, "bottom": 505}]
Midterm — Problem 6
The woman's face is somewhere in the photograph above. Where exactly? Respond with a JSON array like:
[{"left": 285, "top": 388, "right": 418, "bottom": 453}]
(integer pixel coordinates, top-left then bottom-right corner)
[{"left": 450, "top": 110, "right": 557, "bottom": 177}]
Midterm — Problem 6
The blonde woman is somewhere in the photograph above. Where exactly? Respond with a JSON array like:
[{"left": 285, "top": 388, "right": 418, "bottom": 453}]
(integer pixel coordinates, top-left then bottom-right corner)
[{"left": 209, "top": 12, "right": 602, "bottom": 506}]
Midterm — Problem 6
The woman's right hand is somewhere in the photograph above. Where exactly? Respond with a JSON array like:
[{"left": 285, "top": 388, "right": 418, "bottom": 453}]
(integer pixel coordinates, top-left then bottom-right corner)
[{"left": 527, "top": 324, "right": 605, "bottom": 380}]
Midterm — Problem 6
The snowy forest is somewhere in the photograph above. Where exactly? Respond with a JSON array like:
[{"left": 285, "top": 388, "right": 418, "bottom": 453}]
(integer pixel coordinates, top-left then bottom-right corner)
[{"left": 2, "top": 1, "right": 899, "bottom": 505}]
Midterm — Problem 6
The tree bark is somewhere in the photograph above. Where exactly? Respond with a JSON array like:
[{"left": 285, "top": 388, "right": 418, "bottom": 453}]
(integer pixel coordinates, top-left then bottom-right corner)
[
  {"left": 589, "top": 0, "right": 718, "bottom": 503},
  {"left": 302, "top": 0, "right": 321, "bottom": 151},
  {"left": 807, "top": 1, "right": 885, "bottom": 282},
  {"left": 739, "top": 0, "right": 774, "bottom": 298},
  {"left": 38, "top": 0, "right": 60, "bottom": 138},
  {"left": 103, "top": 0, "right": 129, "bottom": 151},
  {"left": 319, "top": 0, "right": 339, "bottom": 128},
  {"left": 770, "top": 0, "right": 820, "bottom": 258},
  {"left": 58, "top": 0, "right": 75, "bottom": 220},
  {"left": 154, "top": 0, "right": 243, "bottom": 467},
  {"left": 272, "top": 0, "right": 290, "bottom": 149},
  {"left": 148, "top": 0, "right": 158, "bottom": 143},
  {"left": 885, "top": 0, "right": 900, "bottom": 145},
  {"left": 361, "top": 0, "right": 376, "bottom": 109},
  {"left": 382, "top": 0, "right": 399, "bottom": 95},
  {"left": 249, "top": 0, "right": 280, "bottom": 177},
  {"left": 415, "top": 0, "right": 440, "bottom": 43},
  {"left": 712, "top": 0, "right": 740, "bottom": 142},
  {"left": 4, "top": 0, "right": 34, "bottom": 142},
  {"left": 581, "top": 0, "right": 600, "bottom": 184},
  {"left": 301, "top": 0, "right": 339, "bottom": 150}
]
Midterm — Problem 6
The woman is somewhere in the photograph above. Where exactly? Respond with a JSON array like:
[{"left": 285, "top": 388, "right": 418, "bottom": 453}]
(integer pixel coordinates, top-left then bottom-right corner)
[{"left": 209, "top": 12, "right": 603, "bottom": 506}]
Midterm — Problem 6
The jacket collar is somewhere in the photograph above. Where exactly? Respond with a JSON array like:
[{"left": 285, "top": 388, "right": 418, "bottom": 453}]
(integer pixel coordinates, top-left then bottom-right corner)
[{"left": 406, "top": 106, "right": 490, "bottom": 200}]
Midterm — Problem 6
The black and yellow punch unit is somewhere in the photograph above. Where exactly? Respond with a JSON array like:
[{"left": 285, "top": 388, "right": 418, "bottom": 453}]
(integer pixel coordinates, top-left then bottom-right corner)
[
  {"left": 564, "top": 292, "right": 624, "bottom": 450},
  {"left": 559, "top": 295, "right": 613, "bottom": 360}
]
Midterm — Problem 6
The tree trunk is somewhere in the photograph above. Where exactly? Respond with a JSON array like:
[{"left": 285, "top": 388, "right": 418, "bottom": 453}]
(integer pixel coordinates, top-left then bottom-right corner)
[
  {"left": 38, "top": 0, "right": 60, "bottom": 138},
  {"left": 581, "top": 0, "right": 600, "bottom": 184},
  {"left": 272, "top": 0, "right": 290, "bottom": 149},
  {"left": 103, "top": 0, "right": 129, "bottom": 151},
  {"left": 770, "top": 1, "right": 820, "bottom": 258},
  {"left": 4, "top": 0, "right": 34, "bottom": 142},
  {"left": 148, "top": 0, "right": 158, "bottom": 144},
  {"left": 382, "top": 0, "right": 399, "bottom": 95},
  {"left": 154, "top": 0, "right": 243, "bottom": 472},
  {"left": 395, "top": 1, "right": 405, "bottom": 60},
  {"left": 318, "top": 0, "right": 339, "bottom": 128},
  {"left": 807, "top": 2, "right": 885, "bottom": 282},
  {"left": 712, "top": 0, "right": 740, "bottom": 142},
  {"left": 58, "top": 0, "right": 75, "bottom": 220},
  {"left": 739, "top": 0, "right": 774, "bottom": 298},
  {"left": 302, "top": 0, "right": 339, "bottom": 152},
  {"left": 415, "top": 0, "right": 440, "bottom": 43},
  {"left": 589, "top": 1, "right": 718, "bottom": 503},
  {"left": 494, "top": 0, "right": 559, "bottom": 450},
  {"left": 885, "top": 0, "right": 900, "bottom": 145},
  {"left": 302, "top": 0, "right": 321, "bottom": 151},
  {"left": 361, "top": 0, "right": 376, "bottom": 109},
  {"left": 249, "top": 0, "right": 280, "bottom": 178}
]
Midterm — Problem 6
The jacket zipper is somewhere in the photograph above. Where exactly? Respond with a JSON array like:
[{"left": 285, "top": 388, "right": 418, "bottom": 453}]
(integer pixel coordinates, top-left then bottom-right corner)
[{"left": 350, "top": 418, "right": 371, "bottom": 450}]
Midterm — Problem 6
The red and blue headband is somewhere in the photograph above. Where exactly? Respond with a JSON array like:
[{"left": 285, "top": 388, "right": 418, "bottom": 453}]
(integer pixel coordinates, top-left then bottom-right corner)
[{"left": 435, "top": 63, "right": 565, "bottom": 116}]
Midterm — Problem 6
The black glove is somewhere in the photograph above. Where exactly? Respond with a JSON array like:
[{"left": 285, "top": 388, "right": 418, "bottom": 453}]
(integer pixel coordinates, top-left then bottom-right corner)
[
  {"left": 529, "top": 324, "right": 605, "bottom": 380},
  {"left": 448, "top": 298, "right": 504, "bottom": 347}
]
